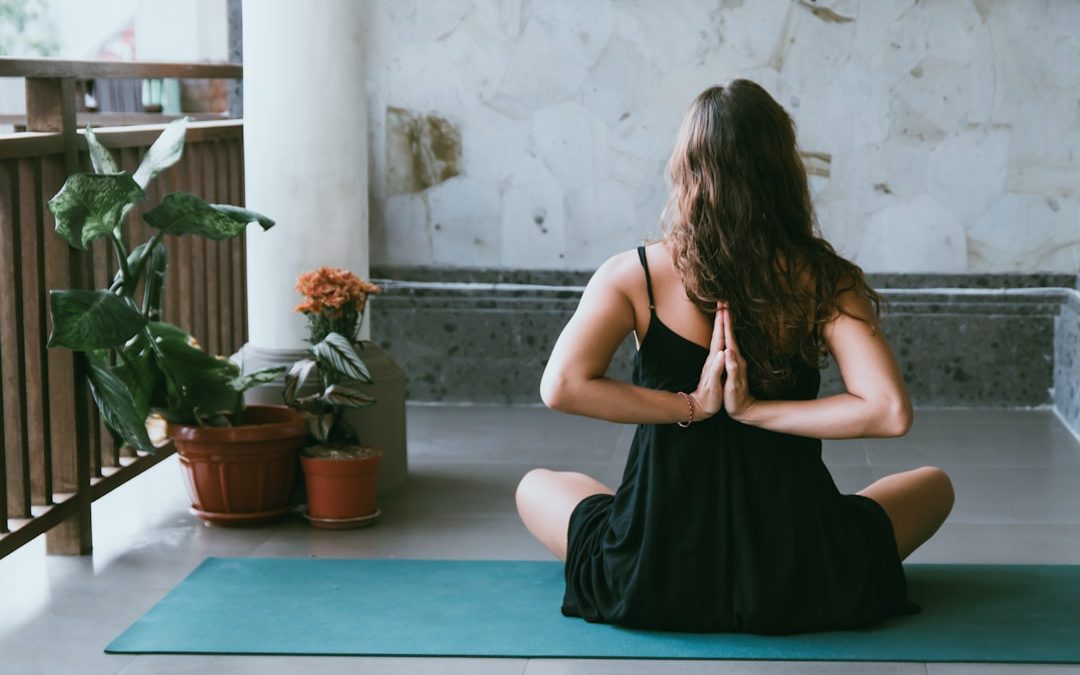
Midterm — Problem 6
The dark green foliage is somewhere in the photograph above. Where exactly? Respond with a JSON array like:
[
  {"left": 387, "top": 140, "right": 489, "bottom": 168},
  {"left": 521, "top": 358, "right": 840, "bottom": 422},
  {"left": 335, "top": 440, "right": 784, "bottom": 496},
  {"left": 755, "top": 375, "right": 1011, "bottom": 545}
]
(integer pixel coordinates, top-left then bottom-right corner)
[
  {"left": 144, "top": 192, "right": 275, "bottom": 240},
  {"left": 48, "top": 172, "right": 145, "bottom": 250},
  {"left": 47, "top": 289, "right": 146, "bottom": 351},
  {"left": 45, "top": 118, "right": 278, "bottom": 452}
]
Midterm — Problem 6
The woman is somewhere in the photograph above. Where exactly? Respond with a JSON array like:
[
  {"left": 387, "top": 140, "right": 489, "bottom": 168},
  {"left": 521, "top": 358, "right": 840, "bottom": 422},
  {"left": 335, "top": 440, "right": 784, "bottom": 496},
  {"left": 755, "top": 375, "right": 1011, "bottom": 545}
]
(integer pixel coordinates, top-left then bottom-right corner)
[{"left": 514, "top": 80, "right": 955, "bottom": 635}]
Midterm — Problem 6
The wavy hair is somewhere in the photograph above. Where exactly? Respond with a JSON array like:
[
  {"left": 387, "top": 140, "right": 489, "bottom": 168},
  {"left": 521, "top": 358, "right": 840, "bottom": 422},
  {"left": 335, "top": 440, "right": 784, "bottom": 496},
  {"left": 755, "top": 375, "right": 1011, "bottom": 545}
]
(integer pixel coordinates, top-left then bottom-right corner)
[{"left": 661, "top": 80, "right": 886, "bottom": 398}]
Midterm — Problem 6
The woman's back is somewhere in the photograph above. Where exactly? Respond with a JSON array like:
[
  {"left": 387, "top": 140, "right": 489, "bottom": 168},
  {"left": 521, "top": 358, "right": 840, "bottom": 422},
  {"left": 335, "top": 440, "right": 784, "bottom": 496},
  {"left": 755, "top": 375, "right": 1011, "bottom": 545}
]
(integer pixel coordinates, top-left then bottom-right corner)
[
  {"left": 519, "top": 80, "right": 949, "bottom": 636},
  {"left": 559, "top": 244, "right": 922, "bottom": 634}
]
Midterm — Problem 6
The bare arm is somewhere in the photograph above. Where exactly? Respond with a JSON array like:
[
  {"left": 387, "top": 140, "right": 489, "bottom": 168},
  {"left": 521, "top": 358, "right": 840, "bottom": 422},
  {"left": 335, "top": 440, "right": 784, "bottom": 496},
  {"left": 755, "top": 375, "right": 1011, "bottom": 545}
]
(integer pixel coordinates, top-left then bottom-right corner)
[
  {"left": 718, "top": 286, "right": 913, "bottom": 439},
  {"left": 540, "top": 253, "right": 693, "bottom": 424}
]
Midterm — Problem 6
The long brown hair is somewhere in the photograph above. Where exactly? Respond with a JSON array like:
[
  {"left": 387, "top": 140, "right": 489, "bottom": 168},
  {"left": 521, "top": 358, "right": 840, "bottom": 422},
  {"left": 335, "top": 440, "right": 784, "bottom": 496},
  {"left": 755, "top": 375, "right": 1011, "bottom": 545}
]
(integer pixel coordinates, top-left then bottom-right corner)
[{"left": 662, "top": 80, "right": 886, "bottom": 397}]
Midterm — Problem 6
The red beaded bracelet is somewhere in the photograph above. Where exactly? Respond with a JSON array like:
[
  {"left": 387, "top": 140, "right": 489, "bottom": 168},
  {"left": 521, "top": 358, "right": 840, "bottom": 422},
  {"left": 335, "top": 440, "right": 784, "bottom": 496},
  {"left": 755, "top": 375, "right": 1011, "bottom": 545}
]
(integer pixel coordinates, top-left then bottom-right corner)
[{"left": 677, "top": 391, "right": 695, "bottom": 428}]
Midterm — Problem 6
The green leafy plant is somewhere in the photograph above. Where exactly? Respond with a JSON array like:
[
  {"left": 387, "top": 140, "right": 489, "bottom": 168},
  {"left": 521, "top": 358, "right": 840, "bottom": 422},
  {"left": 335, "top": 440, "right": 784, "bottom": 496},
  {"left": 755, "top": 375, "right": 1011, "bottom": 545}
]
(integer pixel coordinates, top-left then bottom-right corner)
[
  {"left": 46, "top": 117, "right": 283, "bottom": 453},
  {"left": 283, "top": 267, "right": 380, "bottom": 445}
]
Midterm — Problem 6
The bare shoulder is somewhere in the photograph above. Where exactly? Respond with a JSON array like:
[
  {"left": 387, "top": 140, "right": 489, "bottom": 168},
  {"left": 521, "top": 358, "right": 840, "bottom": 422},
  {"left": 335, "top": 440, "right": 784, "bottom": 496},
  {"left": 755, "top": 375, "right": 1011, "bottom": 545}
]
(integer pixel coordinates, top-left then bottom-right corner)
[
  {"left": 823, "top": 276, "right": 882, "bottom": 345},
  {"left": 588, "top": 248, "right": 644, "bottom": 294}
]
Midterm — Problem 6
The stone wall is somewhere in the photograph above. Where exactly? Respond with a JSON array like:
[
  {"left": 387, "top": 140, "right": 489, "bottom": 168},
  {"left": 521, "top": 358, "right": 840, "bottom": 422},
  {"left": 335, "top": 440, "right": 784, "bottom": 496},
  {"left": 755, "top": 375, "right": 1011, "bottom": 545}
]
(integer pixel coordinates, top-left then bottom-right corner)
[
  {"left": 361, "top": 1, "right": 1080, "bottom": 273},
  {"left": 1054, "top": 289, "right": 1080, "bottom": 436},
  {"left": 368, "top": 268, "right": 1075, "bottom": 409}
]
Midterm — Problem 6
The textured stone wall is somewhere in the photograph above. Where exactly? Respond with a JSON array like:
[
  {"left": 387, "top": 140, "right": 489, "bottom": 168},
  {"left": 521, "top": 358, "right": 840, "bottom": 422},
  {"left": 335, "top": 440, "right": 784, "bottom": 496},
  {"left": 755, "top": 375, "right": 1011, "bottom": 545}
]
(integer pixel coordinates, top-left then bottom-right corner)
[
  {"left": 1054, "top": 290, "right": 1080, "bottom": 435},
  {"left": 368, "top": 268, "right": 1074, "bottom": 406},
  {"left": 362, "top": 0, "right": 1080, "bottom": 273}
]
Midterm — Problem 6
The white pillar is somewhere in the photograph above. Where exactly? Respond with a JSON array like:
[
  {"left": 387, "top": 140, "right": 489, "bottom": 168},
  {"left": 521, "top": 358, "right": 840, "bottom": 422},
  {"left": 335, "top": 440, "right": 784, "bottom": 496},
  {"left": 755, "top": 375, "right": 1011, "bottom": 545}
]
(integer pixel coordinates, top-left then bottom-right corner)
[
  {"left": 238, "top": 1, "right": 406, "bottom": 501},
  {"left": 242, "top": 0, "right": 368, "bottom": 350}
]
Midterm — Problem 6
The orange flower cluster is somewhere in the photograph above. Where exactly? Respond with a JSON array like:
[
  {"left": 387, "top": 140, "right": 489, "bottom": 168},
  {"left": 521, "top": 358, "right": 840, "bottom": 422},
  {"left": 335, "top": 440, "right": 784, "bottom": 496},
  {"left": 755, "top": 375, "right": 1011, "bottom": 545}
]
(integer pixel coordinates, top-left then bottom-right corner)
[{"left": 294, "top": 267, "right": 381, "bottom": 316}]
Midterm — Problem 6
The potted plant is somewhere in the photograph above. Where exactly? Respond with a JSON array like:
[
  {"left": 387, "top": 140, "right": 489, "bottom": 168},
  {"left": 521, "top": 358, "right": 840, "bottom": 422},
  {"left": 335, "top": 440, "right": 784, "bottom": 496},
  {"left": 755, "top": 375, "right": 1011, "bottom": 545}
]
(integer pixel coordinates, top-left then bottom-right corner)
[
  {"left": 283, "top": 267, "right": 383, "bottom": 529},
  {"left": 45, "top": 117, "right": 305, "bottom": 525}
]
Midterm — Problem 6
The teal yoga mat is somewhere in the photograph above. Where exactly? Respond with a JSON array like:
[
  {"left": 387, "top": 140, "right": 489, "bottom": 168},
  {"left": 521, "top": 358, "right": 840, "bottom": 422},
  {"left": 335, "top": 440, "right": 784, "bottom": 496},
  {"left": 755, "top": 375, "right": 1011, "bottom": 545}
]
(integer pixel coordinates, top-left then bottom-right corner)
[{"left": 106, "top": 558, "right": 1080, "bottom": 662}]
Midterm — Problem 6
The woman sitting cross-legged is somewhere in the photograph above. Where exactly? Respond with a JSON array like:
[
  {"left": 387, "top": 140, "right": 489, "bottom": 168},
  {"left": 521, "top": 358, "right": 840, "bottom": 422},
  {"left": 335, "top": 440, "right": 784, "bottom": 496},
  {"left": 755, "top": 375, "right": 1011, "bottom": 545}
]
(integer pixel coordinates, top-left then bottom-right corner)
[{"left": 515, "top": 80, "right": 955, "bottom": 635}]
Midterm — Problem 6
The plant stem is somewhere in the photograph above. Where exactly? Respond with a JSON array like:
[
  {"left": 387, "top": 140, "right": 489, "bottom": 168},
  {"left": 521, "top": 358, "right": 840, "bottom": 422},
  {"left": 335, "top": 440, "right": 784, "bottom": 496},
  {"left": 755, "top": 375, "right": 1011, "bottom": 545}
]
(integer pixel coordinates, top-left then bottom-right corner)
[
  {"left": 144, "top": 231, "right": 164, "bottom": 257},
  {"left": 141, "top": 232, "right": 166, "bottom": 320},
  {"left": 109, "top": 232, "right": 133, "bottom": 298},
  {"left": 114, "top": 343, "right": 137, "bottom": 372},
  {"left": 141, "top": 324, "right": 181, "bottom": 407},
  {"left": 319, "top": 359, "right": 330, "bottom": 441}
]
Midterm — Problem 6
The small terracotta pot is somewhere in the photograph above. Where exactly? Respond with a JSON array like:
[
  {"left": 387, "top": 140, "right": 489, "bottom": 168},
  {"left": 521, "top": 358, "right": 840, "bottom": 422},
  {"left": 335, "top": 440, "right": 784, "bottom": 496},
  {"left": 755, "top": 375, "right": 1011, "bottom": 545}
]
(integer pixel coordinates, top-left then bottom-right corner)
[
  {"left": 300, "top": 445, "right": 382, "bottom": 527},
  {"left": 167, "top": 405, "right": 309, "bottom": 525}
]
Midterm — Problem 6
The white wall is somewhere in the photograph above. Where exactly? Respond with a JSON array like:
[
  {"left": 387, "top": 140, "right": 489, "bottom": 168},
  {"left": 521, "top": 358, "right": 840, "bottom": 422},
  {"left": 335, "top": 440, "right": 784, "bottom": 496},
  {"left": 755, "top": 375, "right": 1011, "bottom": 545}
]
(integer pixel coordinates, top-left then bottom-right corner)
[
  {"left": 363, "top": 0, "right": 1080, "bottom": 273},
  {"left": 49, "top": 0, "right": 137, "bottom": 59},
  {"left": 134, "top": 0, "right": 227, "bottom": 61}
]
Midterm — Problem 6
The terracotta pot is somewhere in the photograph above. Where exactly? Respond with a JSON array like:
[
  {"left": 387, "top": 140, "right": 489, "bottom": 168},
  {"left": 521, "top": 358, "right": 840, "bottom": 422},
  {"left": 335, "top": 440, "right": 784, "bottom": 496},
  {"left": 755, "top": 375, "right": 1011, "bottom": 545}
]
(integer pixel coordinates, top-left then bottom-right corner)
[
  {"left": 167, "top": 404, "right": 309, "bottom": 526},
  {"left": 300, "top": 445, "right": 382, "bottom": 528}
]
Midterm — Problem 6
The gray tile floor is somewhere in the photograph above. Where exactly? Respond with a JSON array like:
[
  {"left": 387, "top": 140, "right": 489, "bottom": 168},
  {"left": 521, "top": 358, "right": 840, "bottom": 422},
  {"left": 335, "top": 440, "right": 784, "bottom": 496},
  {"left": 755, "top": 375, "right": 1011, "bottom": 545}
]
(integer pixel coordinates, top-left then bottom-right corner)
[{"left": 2, "top": 405, "right": 1080, "bottom": 674}]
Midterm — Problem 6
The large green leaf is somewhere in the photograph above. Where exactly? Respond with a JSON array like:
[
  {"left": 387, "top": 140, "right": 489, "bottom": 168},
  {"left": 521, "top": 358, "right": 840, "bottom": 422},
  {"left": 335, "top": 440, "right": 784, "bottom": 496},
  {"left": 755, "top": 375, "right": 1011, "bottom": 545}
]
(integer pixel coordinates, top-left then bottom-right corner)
[
  {"left": 133, "top": 117, "right": 189, "bottom": 189},
  {"left": 143, "top": 192, "right": 274, "bottom": 240},
  {"left": 84, "top": 125, "right": 119, "bottom": 174},
  {"left": 147, "top": 322, "right": 242, "bottom": 424},
  {"left": 312, "top": 332, "right": 373, "bottom": 383},
  {"left": 47, "top": 290, "right": 147, "bottom": 351},
  {"left": 323, "top": 382, "right": 375, "bottom": 408},
  {"left": 48, "top": 172, "right": 146, "bottom": 249},
  {"left": 86, "top": 358, "right": 156, "bottom": 454}
]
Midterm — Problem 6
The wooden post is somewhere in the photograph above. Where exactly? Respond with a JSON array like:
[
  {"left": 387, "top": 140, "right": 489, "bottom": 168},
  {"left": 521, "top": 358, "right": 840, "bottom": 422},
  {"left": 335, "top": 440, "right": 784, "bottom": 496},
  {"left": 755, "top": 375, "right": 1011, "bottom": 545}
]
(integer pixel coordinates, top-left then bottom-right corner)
[
  {"left": 27, "top": 76, "right": 93, "bottom": 555},
  {"left": 0, "top": 160, "right": 32, "bottom": 521},
  {"left": 19, "top": 157, "right": 54, "bottom": 507}
]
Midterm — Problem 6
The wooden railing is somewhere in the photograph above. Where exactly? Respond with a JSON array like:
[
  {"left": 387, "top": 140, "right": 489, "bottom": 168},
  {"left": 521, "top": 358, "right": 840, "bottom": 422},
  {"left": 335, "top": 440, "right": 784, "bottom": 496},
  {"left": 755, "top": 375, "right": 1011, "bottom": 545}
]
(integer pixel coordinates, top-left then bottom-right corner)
[{"left": 0, "top": 58, "right": 246, "bottom": 559}]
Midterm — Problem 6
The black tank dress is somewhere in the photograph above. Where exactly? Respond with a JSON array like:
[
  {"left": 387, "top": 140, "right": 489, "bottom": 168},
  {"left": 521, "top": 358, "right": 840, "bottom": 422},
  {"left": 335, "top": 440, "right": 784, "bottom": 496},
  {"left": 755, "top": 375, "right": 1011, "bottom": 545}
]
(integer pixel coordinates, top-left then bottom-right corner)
[{"left": 561, "top": 246, "right": 922, "bottom": 635}]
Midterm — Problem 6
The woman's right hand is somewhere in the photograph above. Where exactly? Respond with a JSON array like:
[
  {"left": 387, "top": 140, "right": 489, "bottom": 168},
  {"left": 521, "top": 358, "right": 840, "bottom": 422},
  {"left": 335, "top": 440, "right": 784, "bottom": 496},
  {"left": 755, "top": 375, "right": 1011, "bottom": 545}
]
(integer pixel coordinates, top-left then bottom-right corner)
[{"left": 691, "top": 301, "right": 729, "bottom": 419}]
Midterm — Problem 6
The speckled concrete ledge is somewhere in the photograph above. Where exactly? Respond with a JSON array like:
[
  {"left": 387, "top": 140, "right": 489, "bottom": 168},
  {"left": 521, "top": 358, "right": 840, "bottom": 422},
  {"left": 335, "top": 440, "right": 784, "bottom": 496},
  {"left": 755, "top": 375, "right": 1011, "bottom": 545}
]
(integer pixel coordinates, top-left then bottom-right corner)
[
  {"left": 367, "top": 267, "right": 1079, "bottom": 418},
  {"left": 372, "top": 265, "right": 1077, "bottom": 290},
  {"left": 1054, "top": 291, "right": 1080, "bottom": 435}
]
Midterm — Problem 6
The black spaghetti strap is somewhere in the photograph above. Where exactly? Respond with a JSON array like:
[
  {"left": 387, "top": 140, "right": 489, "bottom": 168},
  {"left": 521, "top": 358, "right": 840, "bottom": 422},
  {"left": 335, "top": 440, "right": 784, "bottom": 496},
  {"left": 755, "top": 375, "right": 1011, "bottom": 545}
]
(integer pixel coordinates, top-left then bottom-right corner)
[{"left": 636, "top": 245, "right": 656, "bottom": 313}]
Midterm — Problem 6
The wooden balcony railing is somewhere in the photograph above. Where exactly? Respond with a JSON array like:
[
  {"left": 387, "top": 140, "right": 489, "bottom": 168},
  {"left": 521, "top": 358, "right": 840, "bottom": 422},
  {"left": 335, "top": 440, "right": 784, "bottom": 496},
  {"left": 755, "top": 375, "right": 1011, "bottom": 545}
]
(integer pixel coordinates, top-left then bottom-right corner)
[{"left": 0, "top": 58, "right": 246, "bottom": 559}]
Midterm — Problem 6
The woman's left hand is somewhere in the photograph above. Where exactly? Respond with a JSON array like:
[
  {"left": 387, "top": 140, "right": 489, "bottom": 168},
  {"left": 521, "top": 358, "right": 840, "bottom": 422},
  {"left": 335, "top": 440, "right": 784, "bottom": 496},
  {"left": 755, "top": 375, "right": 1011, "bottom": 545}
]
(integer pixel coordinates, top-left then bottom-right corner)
[{"left": 722, "top": 306, "right": 757, "bottom": 421}]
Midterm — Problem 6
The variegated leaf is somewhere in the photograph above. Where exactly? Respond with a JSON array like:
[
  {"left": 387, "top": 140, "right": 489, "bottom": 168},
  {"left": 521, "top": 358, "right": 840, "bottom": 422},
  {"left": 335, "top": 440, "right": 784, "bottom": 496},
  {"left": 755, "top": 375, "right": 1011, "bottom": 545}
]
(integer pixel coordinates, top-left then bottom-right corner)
[
  {"left": 48, "top": 172, "right": 145, "bottom": 249},
  {"left": 311, "top": 332, "right": 372, "bottom": 383},
  {"left": 292, "top": 392, "right": 327, "bottom": 414},
  {"left": 84, "top": 125, "right": 119, "bottom": 174},
  {"left": 133, "top": 117, "right": 188, "bottom": 188},
  {"left": 48, "top": 289, "right": 147, "bottom": 351},
  {"left": 283, "top": 358, "right": 317, "bottom": 404},
  {"left": 307, "top": 413, "right": 334, "bottom": 442},
  {"left": 228, "top": 365, "right": 286, "bottom": 392},
  {"left": 323, "top": 382, "right": 375, "bottom": 409},
  {"left": 143, "top": 192, "right": 274, "bottom": 240}
]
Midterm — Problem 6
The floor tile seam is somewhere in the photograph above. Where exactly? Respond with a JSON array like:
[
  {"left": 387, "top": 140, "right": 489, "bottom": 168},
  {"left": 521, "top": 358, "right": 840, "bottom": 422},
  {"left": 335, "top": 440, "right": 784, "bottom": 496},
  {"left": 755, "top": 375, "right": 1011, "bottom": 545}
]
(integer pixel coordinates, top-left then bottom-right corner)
[
  {"left": 1051, "top": 405, "right": 1080, "bottom": 447},
  {"left": 250, "top": 514, "right": 529, "bottom": 525},
  {"left": 407, "top": 456, "right": 617, "bottom": 463},
  {"left": 406, "top": 459, "right": 617, "bottom": 466},
  {"left": 940, "top": 518, "right": 1080, "bottom": 525},
  {"left": 112, "top": 654, "right": 143, "bottom": 675},
  {"left": 99, "top": 540, "right": 280, "bottom": 551},
  {"left": 868, "top": 464, "right": 1080, "bottom": 473},
  {"left": 27, "top": 584, "right": 181, "bottom": 596},
  {"left": 517, "top": 658, "right": 936, "bottom": 670},
  {"left": 273, "top": 514, "right": 529, "bottom": 523},
  {"left": 865, "top": 462, "right": 1080, "bottom": 469}
]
